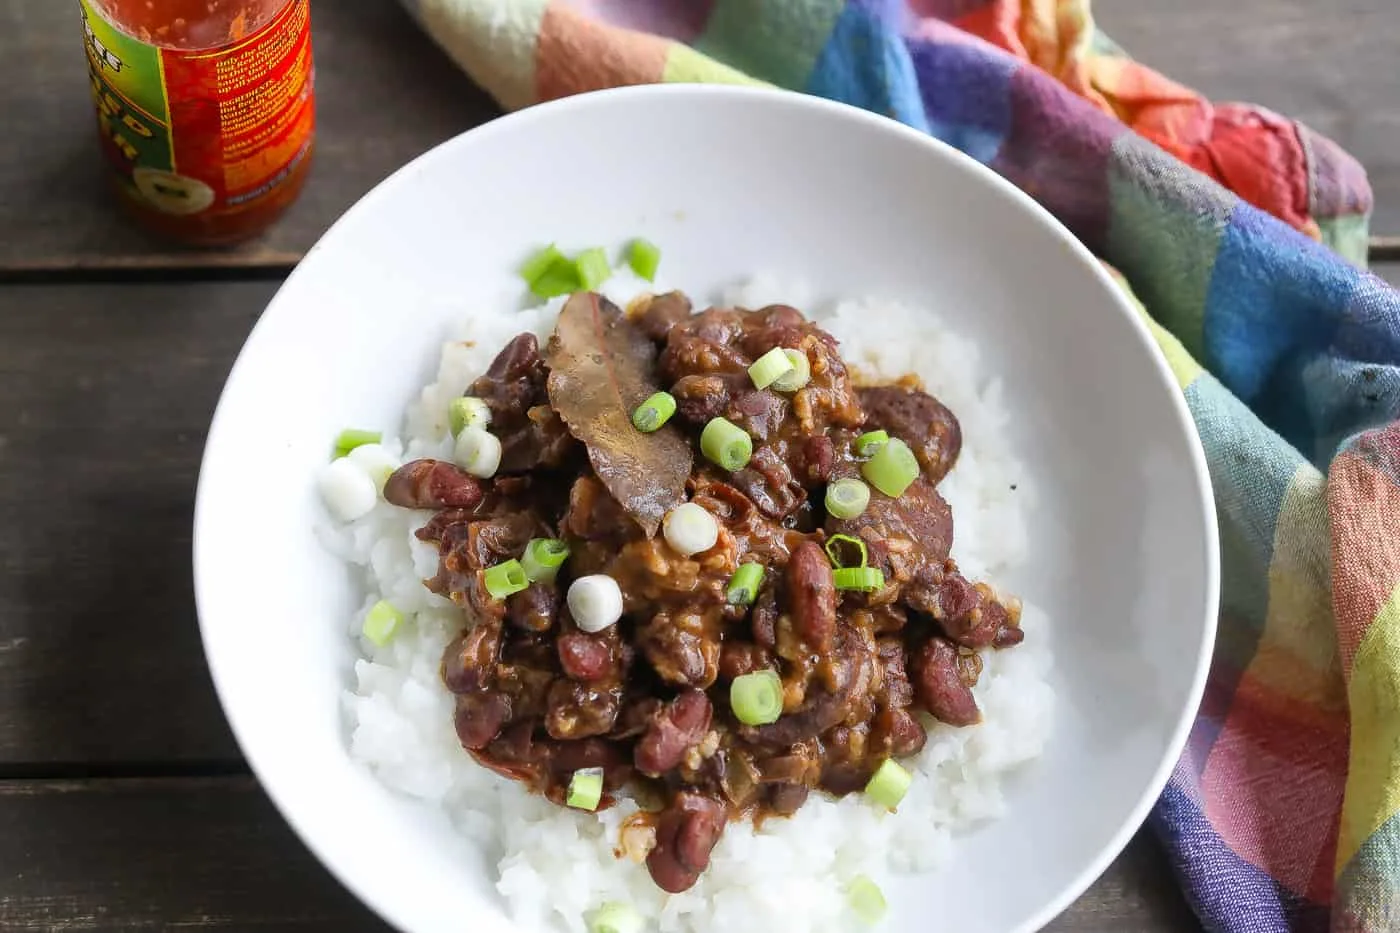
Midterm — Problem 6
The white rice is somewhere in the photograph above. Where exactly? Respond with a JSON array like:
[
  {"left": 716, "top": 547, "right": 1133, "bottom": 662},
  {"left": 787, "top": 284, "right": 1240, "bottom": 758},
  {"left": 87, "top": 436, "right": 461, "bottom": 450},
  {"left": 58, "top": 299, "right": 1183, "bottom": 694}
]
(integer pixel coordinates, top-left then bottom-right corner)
[{"left": 327, "top": 272, "right": 1055, "bottom": 933}]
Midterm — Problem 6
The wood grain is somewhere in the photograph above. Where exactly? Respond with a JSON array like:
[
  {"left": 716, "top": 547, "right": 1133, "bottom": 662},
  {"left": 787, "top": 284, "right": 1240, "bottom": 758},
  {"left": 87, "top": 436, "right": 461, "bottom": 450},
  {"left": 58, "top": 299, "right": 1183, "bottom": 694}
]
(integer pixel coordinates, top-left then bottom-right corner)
[
  {"left": 0, "top": 777, "right": 376, "bottom": 931},
  {"left": 0, "top": 282, "right": 278, "bottom": 765},
  {"left": 1094, "top": 0, "right": 1400, "bottom": 235},
  {"left": 0, "top": 776, "right": 1197, "bottom": 932},
  {"left": 0, "top": 0, "right": 1393, "bottom": 272},
  {"left": 0, "top": 1, "right": 498, "bottom": 273},
  {"left": 1378, "top": 262, "right": 1399, "bottom": 290},
  {"left": 1050, "top": 831, "right": 1202, "bottom": 932}
]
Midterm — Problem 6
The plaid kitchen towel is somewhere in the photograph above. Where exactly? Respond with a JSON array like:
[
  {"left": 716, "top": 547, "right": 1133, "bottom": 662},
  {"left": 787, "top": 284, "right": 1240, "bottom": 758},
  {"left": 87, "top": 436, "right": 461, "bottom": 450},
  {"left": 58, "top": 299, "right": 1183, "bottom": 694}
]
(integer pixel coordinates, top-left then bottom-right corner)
[{"left": 399, "top": 1, "right": 1400, "bottom": 929}]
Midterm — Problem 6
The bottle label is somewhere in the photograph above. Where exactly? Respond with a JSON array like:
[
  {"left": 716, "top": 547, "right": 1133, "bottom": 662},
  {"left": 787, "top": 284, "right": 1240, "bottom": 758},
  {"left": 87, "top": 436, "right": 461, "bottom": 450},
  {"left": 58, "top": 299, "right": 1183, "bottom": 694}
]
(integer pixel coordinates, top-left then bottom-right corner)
[{"left": 79, "top": 0, "right": 314, "bottom": 217}]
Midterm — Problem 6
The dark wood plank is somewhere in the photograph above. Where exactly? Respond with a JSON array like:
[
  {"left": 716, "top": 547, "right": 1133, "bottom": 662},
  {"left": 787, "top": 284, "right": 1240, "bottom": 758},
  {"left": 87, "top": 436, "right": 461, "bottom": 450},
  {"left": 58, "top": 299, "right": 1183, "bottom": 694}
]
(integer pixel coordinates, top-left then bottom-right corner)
[
  {"left": 0, "top": 282, "right": 279, "bottom": 765},
  {"left": 1049, "top": 832, "right": 1201, "bottom": 932},
  {"left": 0, "top": 776, "right": 1194, "bottom": 931},
  {"left": 0, "top": 1, "right": 499, "bottom": 272},
  {"left": 0, "top": 777, "right": 380, "bottom": 931},
  {"left": 1378, "top": 262, "right": 1400, "bottom": 291},
  {"left": 1095, "top": 0, "right": 1400, "bottom": 236}
]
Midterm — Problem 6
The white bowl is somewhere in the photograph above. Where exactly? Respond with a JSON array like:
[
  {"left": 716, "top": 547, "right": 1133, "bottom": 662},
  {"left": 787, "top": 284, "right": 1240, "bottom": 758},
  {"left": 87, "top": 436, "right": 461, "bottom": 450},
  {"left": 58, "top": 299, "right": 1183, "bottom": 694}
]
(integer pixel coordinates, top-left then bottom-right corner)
[{"left": 194, "top": 86, "right": 1218, "bottom": 933}]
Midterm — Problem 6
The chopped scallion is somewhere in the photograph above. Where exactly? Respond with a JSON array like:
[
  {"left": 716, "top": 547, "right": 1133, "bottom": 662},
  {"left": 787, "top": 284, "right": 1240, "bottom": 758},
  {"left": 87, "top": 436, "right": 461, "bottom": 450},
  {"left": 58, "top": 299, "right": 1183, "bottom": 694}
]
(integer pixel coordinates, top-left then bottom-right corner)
[
  {"left": 725, "top": 563, "right": 766, "bottom": 606},
  {"left": 586, "top": 902, "right": 645, "bottom": 933},
  {"left": 521, "top": 538, "right": 570, "bottom": 584},
  {"left": 825, "top": 533, "right": 869, "bottom": 569},
  {"left": 700, "top": 417, "right": 753, "bottom": 471},
  {"left": 770, "top": 349, "right": 811, "bottom": 392},
  {"left": 663, "top": 502, "right": 719, "bottom": 557},
  {"left": 347, "top": 443, "right": 400, "bottom": 493},
  {"left": 483, "top": 559, "right": 529, "bottom": 600},
  {"left": 568, "top": 574, "right": 624, "bottom": 633},
  {"left": 528, "top": 254, "right": 583, "bottom": 299},
  {"left": 864, "top": 759, "right": 912, "bottom": 810},
  {"left": 454, "top": 425, "right": 502, "bottom": 479},
  {"left": 748, "top": 347, "right": 795, "bottom": 390},
  {"left": 632, "top": 391, "right": 677, "bottom": 433},
  {"left": 449, "top": 396, "right": 491, "bottom": 436},
  {"left": 627, "top": 239, "right": 661, "bottom": 282},
  {"left": 854, "top": 430, "right": 889, "bottom": 458},
  {"left": 825, "top": 478, "right": 871, "bottom": 520},
  {"left": 523, "top": 245, "right": 623, "bottom": 299},
  {"left": 862, "top": 437, "right": 919, "bottom": 498},
  {"left": 363, "top": 600, "right": 403, "bottom": 646},
  {"left": 334, "top": 428, "right": 382, "bottom": 458},
  {"left": 834, "top": 566, "right": 884, "bottom": 592},
  {"left": 730, "top": 669, "right": 784, "bottom": 725},
  {"left": 576, "top": 247, "right": 612, "bottom": 290},
  {"left": 520, "top": 244, "right": 565, "bottom": 284},
  {"left": 567, "top": 767, "right": 605, "bottom": 811},
  {"left": 318, "top": 458, "right": 377, "bottom": 522},
  {"left": 847, "top": 875, "right": 888, "bottom": 925}
]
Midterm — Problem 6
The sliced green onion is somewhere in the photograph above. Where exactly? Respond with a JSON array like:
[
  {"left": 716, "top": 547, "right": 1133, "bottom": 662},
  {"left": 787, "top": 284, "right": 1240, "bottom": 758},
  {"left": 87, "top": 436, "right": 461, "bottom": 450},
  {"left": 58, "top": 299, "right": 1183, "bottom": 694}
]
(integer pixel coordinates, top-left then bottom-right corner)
[
  {"left": 847, "top": 875, "right": 888, "bottom": 925},
  {"left": 663, "top": 502, "right": 720, "bottom": 557},
  {"left": 347, "top": 443, "right": 400, "bottom": 493},
  {"left": 524, "top": 245, "right": 618, "bottom": 298},
  {"left": 748, "top": 346, "right": 795, "bottom": 390},
  {"left": 576, "top": 247, "right": 612, "bottom": 290},
  {"left": 568, "top": 575, "right": 624, "bottom": 633},
  {"left": 334, "top": 428, "right": 382, "bottom": 458},
  {"left": 586, "top": 901, "right": 645, "bottom": 933},
  {"left": 567, "top": 767, "right": 605, "bottom": 811},
  {"left": 363, "top": 600, "right": 403, "bottom": 647},
  {"left": 520, "top": 243, "right": 565, "bottom": 284},
  {"left": 483, "top": 559, "right": 529, "bottom": 600},
  {"left": 627, "top": 239, "right": 661, "bottom": 282},
  {"left": 318, "top": 458, "right": 378, "bottom": 522},
  {"left": 825, "top": 478, "right": 871, "bottom": 520},
  {"left": 700, "top": 417, "right": 753, "bottom": 471},
  {"left": 449, "top": 396, "right": 491, "bottom": 436},
  {"left": 521, "top": 538, "right": 570, "bottom": 583},
  {"left": 631, "top": 391, "right": 677, "bottom": 433},
  {"left": 454, "top": 425, "right": 502, "bottom": 479},
  {"left": 730, "top": 669, "right": 784, "bottom": 725},
  {"left": 864, "top": 759, "right": 912, "bottom": 810},
  {"left": 825, "top": 533, "right": 869, "bottom": 569},
  {"left": 834, "top": 566, "right": 885, "bottom": 592},
  {"left": 726, "top": 563, "right": 766, "bottom": 606},
  {"left": 529, "top": 254, "right": 583, "bottom": 299},
  {"left": 862, "top": 437, "right": 919, "bottom": 498},
  {"left": 854, "top": 430, "right": 889, "bottom": 458},
  {"left": 770, "top": 349, "right": 811, "bottom": 393}
]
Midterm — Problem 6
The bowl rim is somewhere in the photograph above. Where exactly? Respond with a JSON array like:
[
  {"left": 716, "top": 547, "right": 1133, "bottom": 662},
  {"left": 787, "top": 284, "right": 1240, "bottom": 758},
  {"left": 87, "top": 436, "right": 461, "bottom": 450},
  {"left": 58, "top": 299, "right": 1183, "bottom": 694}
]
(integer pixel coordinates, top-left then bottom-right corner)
[{"left": 193, "top": 82, "right": 1220, "bottom": 933}]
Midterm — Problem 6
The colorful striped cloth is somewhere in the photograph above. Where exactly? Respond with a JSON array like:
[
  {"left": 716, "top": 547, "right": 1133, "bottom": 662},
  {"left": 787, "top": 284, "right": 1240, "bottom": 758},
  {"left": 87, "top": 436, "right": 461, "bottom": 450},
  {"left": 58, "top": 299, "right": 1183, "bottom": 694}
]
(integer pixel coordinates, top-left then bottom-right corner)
[{"left": 399, "top": 1, "right": 1400, "bottom": 929}]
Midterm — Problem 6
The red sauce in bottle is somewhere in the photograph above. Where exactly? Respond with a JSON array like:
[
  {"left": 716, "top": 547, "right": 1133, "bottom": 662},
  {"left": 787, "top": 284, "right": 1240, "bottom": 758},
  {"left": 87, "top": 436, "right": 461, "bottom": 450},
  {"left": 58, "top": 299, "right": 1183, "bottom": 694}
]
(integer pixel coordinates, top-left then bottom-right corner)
[{"left": 80, "top": 0, "right": 316, "bottom": 245}]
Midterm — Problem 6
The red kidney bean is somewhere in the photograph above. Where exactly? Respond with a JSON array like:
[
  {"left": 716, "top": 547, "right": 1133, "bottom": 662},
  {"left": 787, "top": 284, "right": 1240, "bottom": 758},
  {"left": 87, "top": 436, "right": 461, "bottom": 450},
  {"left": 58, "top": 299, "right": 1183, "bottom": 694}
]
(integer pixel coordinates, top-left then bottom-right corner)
[
  {"left": 646, "top": 792, "right": 728, "bottom": 893},
  {"left": 786, "top": 540, "right": 836, "bottom": 653},
  {"left": 384, "top": 459, "right": 485, "bottom": 510},
  {"left": 634, "top": 689, "right": 712, "bottom": 775},
  {"left": 911, "top": 636, "right": 981, "bottom": 726}
]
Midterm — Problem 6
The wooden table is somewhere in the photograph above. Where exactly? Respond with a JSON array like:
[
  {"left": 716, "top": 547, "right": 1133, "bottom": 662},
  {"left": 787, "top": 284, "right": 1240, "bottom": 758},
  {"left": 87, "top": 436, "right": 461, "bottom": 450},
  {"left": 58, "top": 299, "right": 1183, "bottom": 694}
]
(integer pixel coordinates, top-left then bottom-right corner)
[{"left": 0, "top": 2, "right": 1393, "bottom": 929}]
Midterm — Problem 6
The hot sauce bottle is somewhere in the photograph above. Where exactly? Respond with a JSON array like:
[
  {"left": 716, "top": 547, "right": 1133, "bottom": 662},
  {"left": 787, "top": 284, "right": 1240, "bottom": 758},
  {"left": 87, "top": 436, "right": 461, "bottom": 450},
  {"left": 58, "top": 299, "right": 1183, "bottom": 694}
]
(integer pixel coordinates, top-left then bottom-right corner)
[{"left": 79, "top": 0, "right": 316, "bottom": 246}]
